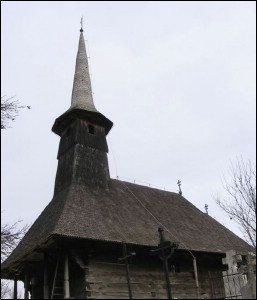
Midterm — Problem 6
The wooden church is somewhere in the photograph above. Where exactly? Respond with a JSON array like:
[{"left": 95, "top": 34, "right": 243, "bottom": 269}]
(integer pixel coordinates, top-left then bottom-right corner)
[{"left": 1, "top": 25, "right": 253, "bottom": 299}]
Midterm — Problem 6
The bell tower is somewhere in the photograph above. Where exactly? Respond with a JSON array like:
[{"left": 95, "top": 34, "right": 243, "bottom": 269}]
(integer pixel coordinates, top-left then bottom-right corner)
[{"left": 52, "top": 24, "right": 113, "bottom": 195}]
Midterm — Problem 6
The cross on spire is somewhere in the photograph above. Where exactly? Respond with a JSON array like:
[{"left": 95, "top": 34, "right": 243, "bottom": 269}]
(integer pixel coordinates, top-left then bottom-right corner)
[{"left": 80, "top": 16, "right": 83, "bottom": 32}]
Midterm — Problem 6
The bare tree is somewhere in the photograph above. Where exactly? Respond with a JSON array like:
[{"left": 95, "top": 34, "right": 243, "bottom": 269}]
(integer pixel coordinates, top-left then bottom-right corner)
[
  {"left": 215, "top": 159, "right": 256, "bottom": 248},
  {"left": 1, "top": 96, "right": 30, "bottom": 129},
  {"left": 1, "top": 217, "right": 29, "bottom": 299},
  {"left": 1, "top": 220, "right": 29, "bottom": 263},
  {"left": 1, "top": 96, "right": 30, "bottom": 298}
]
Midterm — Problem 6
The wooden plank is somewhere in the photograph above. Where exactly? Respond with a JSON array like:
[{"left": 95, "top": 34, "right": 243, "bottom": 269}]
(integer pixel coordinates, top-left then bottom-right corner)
[{"left": 86, "top": 260, "right": 198, "bottom": 299}]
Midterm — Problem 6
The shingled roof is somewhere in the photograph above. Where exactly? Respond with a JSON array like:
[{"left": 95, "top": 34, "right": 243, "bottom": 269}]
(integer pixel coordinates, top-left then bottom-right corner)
[{"left": 2, "top": 179, "right": 252, "bottom": 277}]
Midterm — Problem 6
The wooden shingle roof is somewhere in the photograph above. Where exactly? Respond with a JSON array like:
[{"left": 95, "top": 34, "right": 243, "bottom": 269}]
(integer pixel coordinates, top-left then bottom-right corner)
[{"left": 2, "top": 179, "right": 252, "bottom": 277}]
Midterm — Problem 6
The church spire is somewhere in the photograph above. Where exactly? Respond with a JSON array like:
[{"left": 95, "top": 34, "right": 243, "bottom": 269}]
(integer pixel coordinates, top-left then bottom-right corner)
[
  {"left": 52, "top": 24, "right": 113, "bottom": 194},
  {"left": 70, "top": 20, "right": 97, "bottom": 112},
  {"left": 52, "top": 24, "right": 113, "bottom": 136}
]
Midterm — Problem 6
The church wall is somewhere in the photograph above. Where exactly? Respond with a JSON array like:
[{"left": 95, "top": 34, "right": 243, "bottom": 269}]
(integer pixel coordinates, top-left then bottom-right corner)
[
  {"left": 69, "top": 258, "right": 87, "bottom": 299},
  {"left": 67, "top": 249, "right": 225, "bottom": 299},
  {"left": 82, "top": 254, "right": 200, "bottom": 299},
  {"left": 19, "top": 246, "right": 226, "bottom": 299}
]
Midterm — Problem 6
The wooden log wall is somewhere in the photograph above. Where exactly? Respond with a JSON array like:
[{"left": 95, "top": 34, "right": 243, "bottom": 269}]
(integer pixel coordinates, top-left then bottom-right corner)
[{"left": 85, "top": 259, "right": 198, "bottom": 299}]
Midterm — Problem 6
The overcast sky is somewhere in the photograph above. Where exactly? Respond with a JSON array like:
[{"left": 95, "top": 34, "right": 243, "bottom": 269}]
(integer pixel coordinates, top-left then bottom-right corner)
[{"left": 1, "top": 1, "right": 256, "bottom": 242}]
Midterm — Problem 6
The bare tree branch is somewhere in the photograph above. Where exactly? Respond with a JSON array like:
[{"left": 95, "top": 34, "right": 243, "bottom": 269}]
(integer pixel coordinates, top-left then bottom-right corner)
[
  {"left": 1, "top": 220, "right": 29, "bottom": 263},
  {"left": 1, "top": 95, "right": 31, "bottom": 298},
  {"left": 1, "top": 215, "right": 29, "bottom": 299},
  {"left": 215, "top": 159, "right": 256, "bottom": 248},
  {"left": 1, "top": 96, "right": 30, "bottom": 129}
]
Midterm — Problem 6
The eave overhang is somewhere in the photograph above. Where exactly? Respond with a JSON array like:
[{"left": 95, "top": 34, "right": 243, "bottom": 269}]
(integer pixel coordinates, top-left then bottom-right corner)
[{"left": 52, "top": 108, "right": 113, "bottom": 136}]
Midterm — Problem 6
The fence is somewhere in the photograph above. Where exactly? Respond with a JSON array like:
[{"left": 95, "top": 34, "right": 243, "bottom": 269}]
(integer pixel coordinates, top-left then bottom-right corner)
[{"left": 209, "top": 270, "right": 247, "bottom": 299}]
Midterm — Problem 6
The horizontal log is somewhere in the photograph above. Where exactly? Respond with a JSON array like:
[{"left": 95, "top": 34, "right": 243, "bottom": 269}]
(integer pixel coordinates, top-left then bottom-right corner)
[{"left": 86, "top": 261, "right": 198, "bottom": 299}]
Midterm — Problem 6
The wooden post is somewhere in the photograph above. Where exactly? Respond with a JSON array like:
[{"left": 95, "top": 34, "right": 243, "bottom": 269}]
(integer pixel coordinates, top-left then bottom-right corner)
[
  {"left": 124, "top": 244, "right": 133, "bottom": 299},
  {"left": 24, "top": 267, "right": 29, "bottom": 299},
  {"left": 247, "top": 253, "right": 256, "bottom": 299},
  {"left": 44, "top": 254, "right": 49, "bottom": 299},
  {"left": 13, "top": 276, "right": 18, "bottom": 299},
  {"left": 150, "top": 227, "right": 179, "bottom": 300},
  {"left": 64, "top": 253, "right": 70, "bottom": 299},
  {"left": 31, "top": 277, "right": 36, "bottom": 299},
  {"left": 118, "top": 242, "right": 136, "bottom": 299},
  {"left": 193, "top": 257, "right": 200, "bottom": 299},
  {"left": 159, "top": 229, "right": 172, "bottom": 299}
]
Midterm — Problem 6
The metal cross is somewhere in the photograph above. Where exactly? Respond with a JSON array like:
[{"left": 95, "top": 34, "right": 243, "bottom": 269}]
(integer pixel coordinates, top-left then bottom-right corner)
[
  {"left": 177, "top": 180, "right": 182, "bottom": 195},
  {"left": 118, "top": 242, "right": 136, "bottom": 299},
  {"left": 205, "top": 204, "right": 209, "bottom": 214},
  {"left": 80, "top": 16, "right": 83, "bottom": 32}
]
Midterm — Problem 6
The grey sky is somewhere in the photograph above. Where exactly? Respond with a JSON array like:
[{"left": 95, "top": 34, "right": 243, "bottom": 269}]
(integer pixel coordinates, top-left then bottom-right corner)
[{"left": 1, "top": 1, "right": 256, "bottom": 241}]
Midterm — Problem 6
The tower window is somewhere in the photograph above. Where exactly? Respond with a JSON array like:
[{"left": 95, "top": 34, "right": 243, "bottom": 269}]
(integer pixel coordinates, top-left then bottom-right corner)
[{"left": 88, "top": 124, "right": 95, "bottom": 135}]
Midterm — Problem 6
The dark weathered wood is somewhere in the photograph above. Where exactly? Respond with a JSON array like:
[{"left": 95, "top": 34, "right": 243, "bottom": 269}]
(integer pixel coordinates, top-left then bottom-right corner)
[
  {"left": 24, "top": 267, "right": 29, "bottom": 299},
  {"left": 13, "top": 276, "right": 17, "bottom": 299},
  {"left": 44, "top": 254, "right": 49, "bottom": 299},
  {"left": 54, "top": 115, "right": 112, "bottom": 196},
  {"left": 84, "top": 255, "right": 201, "bottom": 299},
  {"left": 150, "top": 227, "right": 178, "bottom": 299},
  {"left": 118, "top": 243, "right": 135, "bottom": 299}
]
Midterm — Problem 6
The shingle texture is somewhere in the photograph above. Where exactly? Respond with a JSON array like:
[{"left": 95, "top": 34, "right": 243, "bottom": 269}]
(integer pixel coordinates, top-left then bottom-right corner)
[
  {"left": 69, "top": 32, "right": 97, "bottom": 112},
  {"left": 2, "top": 179, "right": 252, "bottom": 275}
]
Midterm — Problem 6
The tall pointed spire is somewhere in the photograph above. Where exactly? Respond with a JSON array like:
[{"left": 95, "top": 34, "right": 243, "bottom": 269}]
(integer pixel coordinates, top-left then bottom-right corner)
[
  {"left": 52, "top": 23, "right": 113, "bottom": 136},
  {"left": 70, "top": 20, "right": 97, "bottom": 112}
]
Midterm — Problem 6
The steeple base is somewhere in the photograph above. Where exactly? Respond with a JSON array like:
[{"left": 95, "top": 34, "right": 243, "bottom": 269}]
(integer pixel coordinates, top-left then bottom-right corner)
[{"left": 54, "top": 144, "right": 110, "bottom": 196}]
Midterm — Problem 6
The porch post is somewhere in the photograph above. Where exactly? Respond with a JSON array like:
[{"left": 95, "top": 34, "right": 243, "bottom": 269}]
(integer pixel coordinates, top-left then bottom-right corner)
[
  {"left": 13, "top": 276, "right": 18, "bottom": 299},
  {"left": 44, "top": 254, "right": 49, "bottom": 299},
  {"left": 64, "top": 253, "right": 70, "bottom": 299},
  {"left": 24, "top": 267, "right": 29, "bottom": 299}
]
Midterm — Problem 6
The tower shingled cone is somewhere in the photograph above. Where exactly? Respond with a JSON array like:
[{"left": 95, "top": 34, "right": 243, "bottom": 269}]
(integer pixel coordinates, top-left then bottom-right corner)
[
  {"left": 52, "top": 28, "right": 113, "bottom": 136},
  {"left": 70, "top": 30, "right": 97, "bottom": 112}
]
